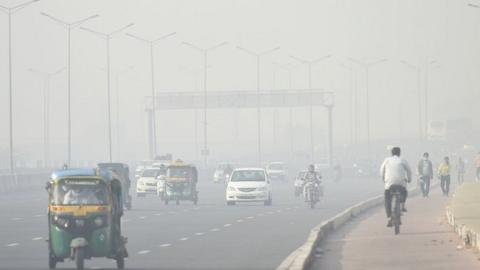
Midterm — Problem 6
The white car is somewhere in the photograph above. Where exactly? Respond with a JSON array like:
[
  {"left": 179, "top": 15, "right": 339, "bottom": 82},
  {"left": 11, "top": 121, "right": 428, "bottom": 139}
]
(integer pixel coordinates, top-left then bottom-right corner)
[
  {"left": 136, "top": 168, "right": 162, "bottom": 197},
  {"left": 226, "top": 168, "right": 272, "bottom": 206},
  {"left": 266, "top": 162, "right": 287, "bottom": 181}
]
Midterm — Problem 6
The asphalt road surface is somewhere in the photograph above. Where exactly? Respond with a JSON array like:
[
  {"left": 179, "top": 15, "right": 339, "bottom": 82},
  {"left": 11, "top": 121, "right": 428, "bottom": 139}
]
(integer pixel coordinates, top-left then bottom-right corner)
[{"left": 0, "top": 172, "right": 382, "bottom": 270}]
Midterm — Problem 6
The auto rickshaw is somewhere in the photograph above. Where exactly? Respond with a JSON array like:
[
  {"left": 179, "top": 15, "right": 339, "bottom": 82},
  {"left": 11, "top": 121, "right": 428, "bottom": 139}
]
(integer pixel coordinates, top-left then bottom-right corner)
[
  {"left": 163, "top": 160, "right": 198, "bottom": 205},
  {"left": 97, "top": 163, "right": 132, "bottom": 210},
  {"left": 46, "top": 168, "right": 128, "bottom": 269}
]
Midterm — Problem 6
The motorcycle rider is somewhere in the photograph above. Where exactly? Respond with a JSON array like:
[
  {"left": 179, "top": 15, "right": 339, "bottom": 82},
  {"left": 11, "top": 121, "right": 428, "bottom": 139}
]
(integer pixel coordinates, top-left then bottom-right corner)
[
  {"left": 417, "top": 152, "right": 433, "bottom": 197},
  {"left": 380, "top": 147, "right": 412, "bottom": 227},
  {"left": 303, "top": 164, "right": 322, "bottom": 201}
]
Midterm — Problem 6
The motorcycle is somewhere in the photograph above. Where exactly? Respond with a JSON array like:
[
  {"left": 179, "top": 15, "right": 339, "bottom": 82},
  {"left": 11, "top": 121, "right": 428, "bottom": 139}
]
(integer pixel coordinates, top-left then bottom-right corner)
[{"left": 304, "top": 181, "right": 322, "bottom": 209}]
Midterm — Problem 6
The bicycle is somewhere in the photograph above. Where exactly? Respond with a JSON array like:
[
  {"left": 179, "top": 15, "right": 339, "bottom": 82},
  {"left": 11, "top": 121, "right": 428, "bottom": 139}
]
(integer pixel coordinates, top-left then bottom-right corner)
[{"left": 391, "top": 190, "right": 402, "bottom": 235}]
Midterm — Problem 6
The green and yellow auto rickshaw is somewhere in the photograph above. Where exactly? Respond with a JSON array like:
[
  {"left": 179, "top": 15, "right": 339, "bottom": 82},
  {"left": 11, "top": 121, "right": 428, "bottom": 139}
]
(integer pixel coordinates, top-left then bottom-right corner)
[
  {"left": 46, "top": 168, "right": 128, "bottom": 269},
  {"left": 163, "top": 160, "right": 199, "bottom": 205}
]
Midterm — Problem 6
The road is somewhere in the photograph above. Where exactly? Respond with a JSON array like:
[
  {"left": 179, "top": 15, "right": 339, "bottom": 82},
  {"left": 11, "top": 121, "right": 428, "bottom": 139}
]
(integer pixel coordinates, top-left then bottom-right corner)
[{"left": 0, "top": 172, "right": 382, "bottom": 270}]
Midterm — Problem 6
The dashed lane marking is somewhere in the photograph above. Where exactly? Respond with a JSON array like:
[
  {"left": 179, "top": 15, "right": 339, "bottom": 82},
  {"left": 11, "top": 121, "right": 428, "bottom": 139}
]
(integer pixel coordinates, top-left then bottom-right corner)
[
  {"left": 32, "top": 237, "right": 43, "bottom": 241},
  {"left": 195, "top": 232, "right": 205, "bottom": 236},
  {"left": 154, "top": 213, "right": 163, "bottom": 216},
  {"left": 11, "top": 217, "right": 23, "bottom": 221},
  {"left": 137, "top": 250, "right": 151, "bottom": 255},
  {"left": 6, "top": 243, "right": 19, "bottom": 247},
  {"left": 159, "top": 243, "right": 171, "bottom": 248},
  {"left": 179, "top": 237, "right": 189, "bottom": 241},
  {"left": 210, "top": 228, "right": 220, "bottom": 232},
  {"left": 139, "top": 216, "right": 147, "bottom": 220},
  {"left": 224, "top": 223, "right": 232, "bottom": 227},
  {"left": 247, "top": 216, "right": 254, "bottom": 219},
  {"left": 236, "top": 219, "right": 244, "bottom": 223}
]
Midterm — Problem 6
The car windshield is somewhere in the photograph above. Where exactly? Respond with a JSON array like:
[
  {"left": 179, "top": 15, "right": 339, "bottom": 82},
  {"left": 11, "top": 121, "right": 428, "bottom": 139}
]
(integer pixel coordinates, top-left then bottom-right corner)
[
  {"left": 142, "top": 169, "right": 160, "bottom": 177},
  {"left": 168, "top": 167, "right": 192, "bottom": 178},
  {"left": 269, "top": 163, "right": 284, "bottom": 170},
  {"left": 231, "top": 170, "right": 265, "bottom": 182},
  {"left": 53, "top": 179, "right": 108, "bottom": 205}
]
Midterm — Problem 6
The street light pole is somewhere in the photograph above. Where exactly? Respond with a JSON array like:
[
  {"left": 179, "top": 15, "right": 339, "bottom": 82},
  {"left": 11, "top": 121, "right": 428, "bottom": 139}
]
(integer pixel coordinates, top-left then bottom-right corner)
[
  {"left": 126, "top": 32, "right": 176, "bottom": 159},
  {"left": 183, "top": 41, "right": 228, "bottom": 167},
  {"left": 0, "top": 0, "right": 41, "bottom": 175},
  {"left": 81, "top": 23, "right": 134, "bottom": 162},
  {"left": 290, "top": 54, "right": 331, "bottom": 163},
  {"left": 348, "top": 57, "right": 386, "bottom": 161},
  {"left": 237, "top": 46, "right": 280, "bottom": 166},
  {"left": 40, "top": 11, "right": 99, "bottom": 166},
  {"left": 29, "top": 67, "right": 65, "bottom": 167}
]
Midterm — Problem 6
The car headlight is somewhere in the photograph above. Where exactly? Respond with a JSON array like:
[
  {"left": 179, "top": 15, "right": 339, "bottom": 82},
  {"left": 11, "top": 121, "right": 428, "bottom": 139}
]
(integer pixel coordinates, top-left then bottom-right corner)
[
  {"left": 257, "top": 187, "right": 267, "bottom": 191},
  {"left": 227, "top": 186, "right": 236, "bottom": 191}
]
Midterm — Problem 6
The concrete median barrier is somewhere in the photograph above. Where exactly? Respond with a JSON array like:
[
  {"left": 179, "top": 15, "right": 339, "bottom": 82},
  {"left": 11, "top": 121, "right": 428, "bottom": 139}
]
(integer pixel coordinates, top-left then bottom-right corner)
[
  {"left": 277, "top": 184, "right": 423, "bottom": 270},
  {"left": 446, "top": 182, "right": 480, "bottom": 252}
]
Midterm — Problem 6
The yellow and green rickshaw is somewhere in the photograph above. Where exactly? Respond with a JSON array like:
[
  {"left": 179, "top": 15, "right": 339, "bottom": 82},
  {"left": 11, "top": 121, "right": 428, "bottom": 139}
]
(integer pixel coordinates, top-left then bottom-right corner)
[
  {"left": 163, "top": 160, "right": 199, "bottom": 205},
  {"left": 46, "top": 168, "right": 128, "bottom": 269}
]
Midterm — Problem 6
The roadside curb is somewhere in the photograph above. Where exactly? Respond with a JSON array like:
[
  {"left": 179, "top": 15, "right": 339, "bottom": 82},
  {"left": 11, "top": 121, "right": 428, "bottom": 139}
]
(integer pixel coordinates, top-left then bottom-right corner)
[
  {"left": 446, "top": 187, "right": 480, "bottom": 252},
  {"left": 277, "top": 185, "right": 422, "bottom": 270}
]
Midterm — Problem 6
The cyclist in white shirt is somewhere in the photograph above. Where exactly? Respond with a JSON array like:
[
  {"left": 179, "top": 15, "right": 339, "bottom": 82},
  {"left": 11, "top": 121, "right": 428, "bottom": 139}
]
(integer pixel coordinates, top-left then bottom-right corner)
[{"left": 380, "top": 147, "right": 412, "bottom": 227}]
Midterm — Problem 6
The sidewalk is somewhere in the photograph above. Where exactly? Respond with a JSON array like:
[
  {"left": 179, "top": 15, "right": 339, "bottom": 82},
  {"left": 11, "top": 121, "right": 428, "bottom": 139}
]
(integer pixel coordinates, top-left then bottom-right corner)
[{"left": 311, "top": 188, "right": 480, "bottom": 270}]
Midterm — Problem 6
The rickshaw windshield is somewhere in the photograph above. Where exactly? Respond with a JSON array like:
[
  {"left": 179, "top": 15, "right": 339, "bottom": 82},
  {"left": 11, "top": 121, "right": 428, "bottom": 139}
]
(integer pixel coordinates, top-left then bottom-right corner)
[
  {"left": 53, "top": 179, "right": 108, "bottom": 205},
  {"left": 168, "top": 167, "right": 192, "bottom": 178}
]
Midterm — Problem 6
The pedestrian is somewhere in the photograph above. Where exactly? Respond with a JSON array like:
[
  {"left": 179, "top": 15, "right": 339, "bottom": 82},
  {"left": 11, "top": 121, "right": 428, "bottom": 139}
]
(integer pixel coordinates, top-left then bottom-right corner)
[
  {"left": 457, "top": 157, "right": 465, "bottom": 184},
  {"left": 417, "top": 152, "right": 433, "bottom": 198},
  {"left": 474, "top": 152, "right": 480, "bottom": 181},
  {"left": 438, "top": 156, "right": 451, "bottom": 196}
]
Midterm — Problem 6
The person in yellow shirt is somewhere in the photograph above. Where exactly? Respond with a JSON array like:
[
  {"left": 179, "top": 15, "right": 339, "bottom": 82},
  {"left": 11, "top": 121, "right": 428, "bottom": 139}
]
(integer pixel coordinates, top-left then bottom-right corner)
[{"left": 438, "top": 156, "right": 451, "bottom": 196}]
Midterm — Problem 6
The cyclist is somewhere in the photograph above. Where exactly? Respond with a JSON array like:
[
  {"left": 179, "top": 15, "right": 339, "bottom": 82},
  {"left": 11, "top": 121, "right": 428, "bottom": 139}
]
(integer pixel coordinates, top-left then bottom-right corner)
[{"left": 380, "top": 147, "right": 412, "bottom": 227}]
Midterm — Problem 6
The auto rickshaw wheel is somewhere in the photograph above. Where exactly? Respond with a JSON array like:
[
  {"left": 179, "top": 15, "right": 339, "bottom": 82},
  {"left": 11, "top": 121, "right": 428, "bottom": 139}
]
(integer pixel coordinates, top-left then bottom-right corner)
[
  {"left": 48, "top": 252, "right": 56, "bottom": 269},
  {"left": 74, "top": 248, "right": 85, "bottom": 270},
  {"left": 116, "top": 255, "right": 125, "bottom": 269}
]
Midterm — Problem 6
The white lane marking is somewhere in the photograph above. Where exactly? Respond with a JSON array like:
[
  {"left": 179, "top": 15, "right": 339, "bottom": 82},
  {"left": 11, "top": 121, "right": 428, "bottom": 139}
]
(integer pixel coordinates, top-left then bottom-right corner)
[
  {"left": 33, "top": 214, "right": 44, "bottom": 218},
  {"left": 236, "top": 219, "right": 244, "bottom": 223},
  {"left": 11, "top": 217, "right": 23, "bottom": 221},
  {"left": 210, "top": 228, "right": 220, "bottom": 232},
  {"left": 195, "top": 232, "right": 205, "bottom": 236},
  {"left": 6, "top": 243, "right": 19, "bottom": 247},
  {"left": 257, "top": 213, "right": 264, "bottom": 217},
  {"left": 90, "top": 267, "right": 101, "bottom": 269},
  {"left": 247, "top": 216, "right": 254, "bottom": 219},
  {"left": 154, "top": 213, "right": 163, "bottom": 216},
  {"left": 137, "top": 250, "right": 151, "bottom": 255},
  {"left": 139, "top": 216, "right": 146, "bottom": 220},
  {"left": 32, "top": 237, "right": 43, "bottom": 241},
  {"left": 159, "top": 243, "right": 171, "bottom": 248},
  {"left": 224, "top": 223, "right": 232, "bottom": 227},
  {"left": 179, "top": 237, "right": 189, "bottom": 241}
]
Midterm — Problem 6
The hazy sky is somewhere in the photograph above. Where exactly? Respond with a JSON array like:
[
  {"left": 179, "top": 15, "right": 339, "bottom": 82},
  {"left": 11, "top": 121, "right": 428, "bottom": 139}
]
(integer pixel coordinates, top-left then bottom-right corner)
[{"left": 0, "top": 0, "right": 479, "bottom": 166}]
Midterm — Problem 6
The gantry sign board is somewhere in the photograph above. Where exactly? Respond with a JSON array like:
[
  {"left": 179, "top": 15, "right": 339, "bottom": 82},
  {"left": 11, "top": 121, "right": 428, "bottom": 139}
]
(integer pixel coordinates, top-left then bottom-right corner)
[{"left": 146, "top": 90, "right": 334, "bottom": 110}]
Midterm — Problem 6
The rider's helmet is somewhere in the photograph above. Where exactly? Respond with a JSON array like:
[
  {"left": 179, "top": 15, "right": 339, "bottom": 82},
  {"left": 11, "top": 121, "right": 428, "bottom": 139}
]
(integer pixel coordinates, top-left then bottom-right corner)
[{"left": 308, "top": 164, "right": 315, "bottom": 172}]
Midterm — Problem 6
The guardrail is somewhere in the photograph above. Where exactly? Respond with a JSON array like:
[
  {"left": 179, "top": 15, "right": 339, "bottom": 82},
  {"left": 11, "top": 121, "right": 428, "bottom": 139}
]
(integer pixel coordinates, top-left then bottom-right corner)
[
  {"left": 277, "top": 185, "right": 423, "bottom": 270},
  {"left": 0, "top": 172, "right": 51, "bottom": 194}
]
